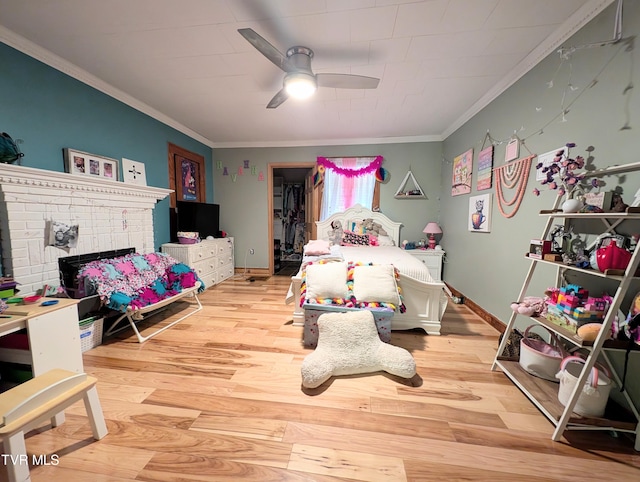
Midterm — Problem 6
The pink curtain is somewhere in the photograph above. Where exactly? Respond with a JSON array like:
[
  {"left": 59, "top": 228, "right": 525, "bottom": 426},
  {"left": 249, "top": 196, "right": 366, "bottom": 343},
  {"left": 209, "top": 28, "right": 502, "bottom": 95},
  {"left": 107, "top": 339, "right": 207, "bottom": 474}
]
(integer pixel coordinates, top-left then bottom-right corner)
[{"left": 319, "top": 156, "right": 380, "bottom": 221}]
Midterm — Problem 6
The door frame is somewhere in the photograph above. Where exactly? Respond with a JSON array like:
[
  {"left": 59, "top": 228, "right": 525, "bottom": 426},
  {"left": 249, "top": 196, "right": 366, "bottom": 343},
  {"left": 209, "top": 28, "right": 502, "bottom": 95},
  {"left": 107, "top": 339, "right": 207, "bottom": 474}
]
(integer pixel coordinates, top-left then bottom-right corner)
[{"left": 268, "top": 163, "right": 314, "bottom": 274}]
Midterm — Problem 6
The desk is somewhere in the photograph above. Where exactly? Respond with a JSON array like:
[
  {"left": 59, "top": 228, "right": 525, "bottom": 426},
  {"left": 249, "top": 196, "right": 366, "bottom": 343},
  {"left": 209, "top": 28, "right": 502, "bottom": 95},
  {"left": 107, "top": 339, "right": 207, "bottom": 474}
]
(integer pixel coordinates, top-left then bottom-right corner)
[{"left": 0, "top": 298, "right": 83, "bottom": 376}]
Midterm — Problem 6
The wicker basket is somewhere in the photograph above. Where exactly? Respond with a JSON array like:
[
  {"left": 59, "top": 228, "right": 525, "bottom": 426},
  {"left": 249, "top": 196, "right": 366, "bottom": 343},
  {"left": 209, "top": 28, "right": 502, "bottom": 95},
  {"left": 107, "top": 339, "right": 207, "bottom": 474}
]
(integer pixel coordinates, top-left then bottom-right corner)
[{"left": 79, "top": 317, "right": 104, "bottom": 353}]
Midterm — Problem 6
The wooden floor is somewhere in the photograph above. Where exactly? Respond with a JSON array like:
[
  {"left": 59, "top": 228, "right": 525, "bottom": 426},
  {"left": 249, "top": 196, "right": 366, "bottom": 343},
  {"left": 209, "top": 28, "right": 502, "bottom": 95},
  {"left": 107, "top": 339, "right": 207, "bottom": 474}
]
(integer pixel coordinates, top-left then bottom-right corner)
[{"left": 3, "top": 275, "right": 639, "bottom": 481}]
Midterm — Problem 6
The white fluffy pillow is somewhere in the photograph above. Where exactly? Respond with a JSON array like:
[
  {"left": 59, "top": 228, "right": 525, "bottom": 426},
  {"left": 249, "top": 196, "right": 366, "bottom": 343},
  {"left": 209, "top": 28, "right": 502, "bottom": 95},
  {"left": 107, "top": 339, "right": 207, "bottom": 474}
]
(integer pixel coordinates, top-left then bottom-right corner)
[
  {"left": 352, "top": 264, "right": 400, "bottom": 305},
  {"left": 306, "top": 262, "right": 349, "bottom": 300},
  {"left": 376, "top": 235, "right": 395, "bottom": 246}
]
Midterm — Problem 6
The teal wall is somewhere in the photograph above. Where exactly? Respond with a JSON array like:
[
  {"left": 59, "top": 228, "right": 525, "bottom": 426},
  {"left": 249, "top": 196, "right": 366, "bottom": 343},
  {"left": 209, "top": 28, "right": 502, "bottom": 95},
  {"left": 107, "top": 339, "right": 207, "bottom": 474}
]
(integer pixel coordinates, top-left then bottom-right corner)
[{"left": 0, "top": 42, "right": 213, "bottom": 249}]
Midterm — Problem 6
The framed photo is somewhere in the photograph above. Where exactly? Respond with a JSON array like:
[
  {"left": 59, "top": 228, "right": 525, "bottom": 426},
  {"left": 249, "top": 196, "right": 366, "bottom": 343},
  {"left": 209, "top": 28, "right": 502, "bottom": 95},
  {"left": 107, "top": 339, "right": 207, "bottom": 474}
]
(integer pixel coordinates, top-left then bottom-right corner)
[
  {"left": 468, "top": 193, "right": 492, "bottom": 233},
  {"left": 64, "top": 148, "right": 120, "bottom": 181}
]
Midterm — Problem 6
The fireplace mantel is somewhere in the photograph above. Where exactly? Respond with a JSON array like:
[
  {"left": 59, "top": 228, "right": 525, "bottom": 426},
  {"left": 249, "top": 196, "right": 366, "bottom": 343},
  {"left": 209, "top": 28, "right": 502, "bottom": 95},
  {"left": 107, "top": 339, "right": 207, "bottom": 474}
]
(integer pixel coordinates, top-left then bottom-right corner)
[{"left": 0, "top": 163, "right": 172, "bottom": 201}]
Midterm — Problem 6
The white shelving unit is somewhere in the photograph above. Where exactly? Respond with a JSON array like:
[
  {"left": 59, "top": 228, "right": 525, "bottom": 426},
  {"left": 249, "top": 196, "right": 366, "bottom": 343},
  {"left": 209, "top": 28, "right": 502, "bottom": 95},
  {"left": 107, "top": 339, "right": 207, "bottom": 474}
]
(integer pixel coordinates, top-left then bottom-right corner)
[{"left": 493, "top": 162, "right": 640, "bottom": 450}]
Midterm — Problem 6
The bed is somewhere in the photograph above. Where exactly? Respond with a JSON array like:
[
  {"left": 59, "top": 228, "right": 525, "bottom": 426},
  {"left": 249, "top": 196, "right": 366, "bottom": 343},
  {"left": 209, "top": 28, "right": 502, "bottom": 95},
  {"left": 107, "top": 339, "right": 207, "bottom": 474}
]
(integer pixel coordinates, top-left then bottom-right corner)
[{"left": 286, "top": 204, "right": 448, "bottom": 335}]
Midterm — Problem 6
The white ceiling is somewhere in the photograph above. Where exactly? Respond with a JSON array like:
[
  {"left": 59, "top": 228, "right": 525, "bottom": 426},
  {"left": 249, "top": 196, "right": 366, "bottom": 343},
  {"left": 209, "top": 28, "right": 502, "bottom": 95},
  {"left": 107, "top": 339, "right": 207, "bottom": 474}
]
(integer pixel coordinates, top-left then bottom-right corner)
[{"left": 0, "top": 0, "right": 612, "bottom": 148}]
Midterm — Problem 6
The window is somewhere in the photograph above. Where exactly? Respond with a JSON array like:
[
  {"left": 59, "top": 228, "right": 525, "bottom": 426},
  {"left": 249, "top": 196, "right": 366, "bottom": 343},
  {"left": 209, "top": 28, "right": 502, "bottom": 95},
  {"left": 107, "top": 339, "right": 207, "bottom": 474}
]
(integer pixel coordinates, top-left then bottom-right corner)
[{"left": 318, "top": 156, "right": 382, "bottom": 221}]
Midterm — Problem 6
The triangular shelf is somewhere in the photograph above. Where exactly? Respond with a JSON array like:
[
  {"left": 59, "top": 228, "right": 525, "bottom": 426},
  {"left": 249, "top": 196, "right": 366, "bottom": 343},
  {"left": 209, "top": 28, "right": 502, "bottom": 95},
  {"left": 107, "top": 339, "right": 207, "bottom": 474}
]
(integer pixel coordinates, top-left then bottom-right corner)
[{"left": 394, "top": 170, "right": 426, "bottom": 199}]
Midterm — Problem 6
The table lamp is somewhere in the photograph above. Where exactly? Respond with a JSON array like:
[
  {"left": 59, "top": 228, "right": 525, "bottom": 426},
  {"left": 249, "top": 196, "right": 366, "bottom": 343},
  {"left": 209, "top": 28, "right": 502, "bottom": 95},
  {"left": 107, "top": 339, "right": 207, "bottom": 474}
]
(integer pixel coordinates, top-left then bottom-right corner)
[{"left": 423, "top": 222, "right": 442, "bottom": 249}]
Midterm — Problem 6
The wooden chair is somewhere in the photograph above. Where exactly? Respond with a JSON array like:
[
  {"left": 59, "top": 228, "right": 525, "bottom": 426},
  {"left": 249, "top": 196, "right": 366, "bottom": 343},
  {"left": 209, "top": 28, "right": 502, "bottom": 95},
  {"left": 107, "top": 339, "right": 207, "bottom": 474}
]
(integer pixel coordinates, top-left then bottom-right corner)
[{"left": 0, "top": 369, "right": 107, "bottom": 482}]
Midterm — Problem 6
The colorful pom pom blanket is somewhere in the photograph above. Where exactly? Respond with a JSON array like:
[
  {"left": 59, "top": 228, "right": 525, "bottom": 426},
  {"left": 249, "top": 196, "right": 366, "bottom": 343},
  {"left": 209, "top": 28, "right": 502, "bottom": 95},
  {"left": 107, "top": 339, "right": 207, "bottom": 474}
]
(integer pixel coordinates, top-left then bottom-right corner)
[{"left": 77, "top": 252, "right": 204, "bottom": 313}]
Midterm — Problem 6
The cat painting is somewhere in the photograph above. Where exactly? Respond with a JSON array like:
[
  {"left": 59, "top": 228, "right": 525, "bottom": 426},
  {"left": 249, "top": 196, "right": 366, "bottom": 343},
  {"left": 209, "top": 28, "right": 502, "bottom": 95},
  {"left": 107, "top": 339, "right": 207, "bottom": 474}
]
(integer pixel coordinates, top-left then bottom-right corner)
[{"left": 469, "top": 194, "right": 491, "bottom": 232}]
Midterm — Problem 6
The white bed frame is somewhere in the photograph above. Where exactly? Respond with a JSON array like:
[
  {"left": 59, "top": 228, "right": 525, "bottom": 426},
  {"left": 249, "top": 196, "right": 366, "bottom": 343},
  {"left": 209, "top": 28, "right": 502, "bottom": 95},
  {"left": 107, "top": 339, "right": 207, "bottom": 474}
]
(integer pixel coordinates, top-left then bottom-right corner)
[{"left": 289, "top": 204, "right": 448, "bottom": 335}]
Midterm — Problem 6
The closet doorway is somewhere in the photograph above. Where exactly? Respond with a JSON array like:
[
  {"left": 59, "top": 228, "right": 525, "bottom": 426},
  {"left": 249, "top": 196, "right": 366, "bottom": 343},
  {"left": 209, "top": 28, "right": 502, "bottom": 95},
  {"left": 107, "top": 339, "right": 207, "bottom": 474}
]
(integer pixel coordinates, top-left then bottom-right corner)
[{"left": 269, "top": 164, "right": 315, "bottom": 275}]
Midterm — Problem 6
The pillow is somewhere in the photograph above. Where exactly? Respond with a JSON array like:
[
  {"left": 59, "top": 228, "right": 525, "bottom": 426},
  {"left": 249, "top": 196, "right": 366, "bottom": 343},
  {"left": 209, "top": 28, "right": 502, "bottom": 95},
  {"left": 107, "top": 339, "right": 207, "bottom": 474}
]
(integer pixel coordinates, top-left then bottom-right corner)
[
  {"left": 305, "top": 262, "right": 349, "bottom": 300},
  {"left": 304, "top": 239, "right": 331, "bottom": 256},
  {"left": 352, "top": 264, "right": 400, "bottom": 305},
  {"left": 341, "top": 231, "right": 370, "bottom": 246},
  {"left": 376, "top": 235, "right": 395, "bottom": 247}
]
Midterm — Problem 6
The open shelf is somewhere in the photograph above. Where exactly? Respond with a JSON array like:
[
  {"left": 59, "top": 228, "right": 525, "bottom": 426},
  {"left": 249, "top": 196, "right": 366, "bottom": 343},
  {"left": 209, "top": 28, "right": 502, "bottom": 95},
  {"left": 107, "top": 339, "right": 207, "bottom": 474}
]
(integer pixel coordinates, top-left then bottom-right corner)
[
  {"left": 495, "top": 166, "right": 640, "bottom": 450},
  {"left": 523, "top": 254, "right": 634, "bottom": 280},
  {"left": 495, "top": 359, "right": 638, "bottom": 433}
]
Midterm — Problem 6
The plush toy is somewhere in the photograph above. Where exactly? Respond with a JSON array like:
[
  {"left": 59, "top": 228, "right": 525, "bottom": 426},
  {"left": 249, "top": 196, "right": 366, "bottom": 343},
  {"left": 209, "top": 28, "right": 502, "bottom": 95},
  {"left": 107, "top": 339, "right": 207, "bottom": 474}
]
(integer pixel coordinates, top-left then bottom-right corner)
[
  {"left": 327, "top": 220, "right": 344, "bottom": 246},
  {"left": 510, "top": 296, "right": 548, "bottom": 317},
  {"left": 362, "top": 218, "right": 387, "bottom": 237}
]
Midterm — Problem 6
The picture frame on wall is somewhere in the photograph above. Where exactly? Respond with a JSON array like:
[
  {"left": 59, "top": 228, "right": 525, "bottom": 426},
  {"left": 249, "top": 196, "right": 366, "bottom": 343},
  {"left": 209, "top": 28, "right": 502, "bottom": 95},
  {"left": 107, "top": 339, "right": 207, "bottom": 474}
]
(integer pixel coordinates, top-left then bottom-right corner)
[
  {"left": 468, "top": 193, "right": 492, "bottom": 233},
  {"left": 451, "top": 148, "right": 473, "bottom": 196},
  {"left": 63, "top": 148, "right": 120, "bottom": 181}
]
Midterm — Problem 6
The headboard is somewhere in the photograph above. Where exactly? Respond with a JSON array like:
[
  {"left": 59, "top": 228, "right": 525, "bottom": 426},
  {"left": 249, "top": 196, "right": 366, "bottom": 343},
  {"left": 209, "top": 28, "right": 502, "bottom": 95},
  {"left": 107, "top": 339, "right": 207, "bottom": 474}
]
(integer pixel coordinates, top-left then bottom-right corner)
[{"left": 316, "top": 204, "right": 403, "bottom": 246}]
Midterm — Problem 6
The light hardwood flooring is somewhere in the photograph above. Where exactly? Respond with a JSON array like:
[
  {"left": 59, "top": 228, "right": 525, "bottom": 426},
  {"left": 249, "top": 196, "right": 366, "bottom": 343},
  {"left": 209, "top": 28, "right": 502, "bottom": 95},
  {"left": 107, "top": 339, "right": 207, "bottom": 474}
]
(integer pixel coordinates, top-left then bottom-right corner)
[{"left": 2, "top": 276, "right": 639, "bottom": 481}]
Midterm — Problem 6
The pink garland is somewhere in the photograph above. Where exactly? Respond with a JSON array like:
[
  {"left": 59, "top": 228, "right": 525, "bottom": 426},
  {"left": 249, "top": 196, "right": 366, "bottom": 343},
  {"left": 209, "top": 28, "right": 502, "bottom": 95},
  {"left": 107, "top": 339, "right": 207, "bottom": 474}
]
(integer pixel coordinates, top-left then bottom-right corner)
[{"left": 317, "top": 156, "right": 383, "bottom": 177}]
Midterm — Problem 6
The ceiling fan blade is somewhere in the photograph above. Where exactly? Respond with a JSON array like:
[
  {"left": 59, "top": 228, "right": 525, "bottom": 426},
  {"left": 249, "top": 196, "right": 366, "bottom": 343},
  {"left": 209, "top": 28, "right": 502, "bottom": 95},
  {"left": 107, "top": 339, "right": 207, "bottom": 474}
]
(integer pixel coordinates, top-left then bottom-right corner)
[
  {"left": 238, "top": 28, "right": 289, "bottom": 72},
  {"left": 267, "top": 88, "right": 288, "bottom": 109},
  {"left": 316, "top": 73, "right": 380, "bottom": 89}
]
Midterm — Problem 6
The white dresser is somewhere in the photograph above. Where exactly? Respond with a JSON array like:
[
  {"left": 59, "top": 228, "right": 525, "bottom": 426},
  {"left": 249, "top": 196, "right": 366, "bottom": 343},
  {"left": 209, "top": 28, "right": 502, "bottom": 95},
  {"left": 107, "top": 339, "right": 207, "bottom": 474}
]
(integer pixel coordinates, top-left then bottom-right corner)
[
  {"left": 406, "top": 249, "right": 444, "bottom": 281},
  {"left": 161, "top": 238, "right": 234, "bottom": 290}
]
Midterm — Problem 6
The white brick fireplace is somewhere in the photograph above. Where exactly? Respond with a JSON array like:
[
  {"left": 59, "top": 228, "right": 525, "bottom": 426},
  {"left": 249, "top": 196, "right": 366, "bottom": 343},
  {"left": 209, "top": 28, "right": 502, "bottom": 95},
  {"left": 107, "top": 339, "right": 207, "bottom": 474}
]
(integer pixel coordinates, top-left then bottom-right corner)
[{"left": 0, "top": 163, "right": 172, "bottom": 296}]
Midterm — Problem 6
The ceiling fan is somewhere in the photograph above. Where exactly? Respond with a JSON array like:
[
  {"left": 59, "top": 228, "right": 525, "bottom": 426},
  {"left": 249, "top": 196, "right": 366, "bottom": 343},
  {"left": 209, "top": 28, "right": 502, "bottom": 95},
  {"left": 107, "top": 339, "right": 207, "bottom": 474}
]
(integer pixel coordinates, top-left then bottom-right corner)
[{"left": 238, "top": 28, "right": 380, "bottom": 109}]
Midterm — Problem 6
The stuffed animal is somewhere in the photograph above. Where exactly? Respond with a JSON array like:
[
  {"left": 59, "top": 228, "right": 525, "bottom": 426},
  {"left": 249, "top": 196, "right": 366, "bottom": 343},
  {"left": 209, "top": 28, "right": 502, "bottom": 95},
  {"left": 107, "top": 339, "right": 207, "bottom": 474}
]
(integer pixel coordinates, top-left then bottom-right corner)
[
  {"left": 510, "top": 296, "right": 548, "bottom": 317},
  {"left": 327, "top": 220, "right": 344, "bottom": 246},
  {"left": 362, "top": 218, "right": 387, "bottom": 237}
]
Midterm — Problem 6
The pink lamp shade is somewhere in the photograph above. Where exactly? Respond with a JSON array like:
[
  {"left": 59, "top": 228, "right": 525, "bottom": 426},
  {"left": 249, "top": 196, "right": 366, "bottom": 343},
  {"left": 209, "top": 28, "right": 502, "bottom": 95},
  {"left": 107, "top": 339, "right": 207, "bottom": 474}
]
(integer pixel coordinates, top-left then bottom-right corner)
[{"left": 423, "top": 222, "right": 442, "bottom": 249}]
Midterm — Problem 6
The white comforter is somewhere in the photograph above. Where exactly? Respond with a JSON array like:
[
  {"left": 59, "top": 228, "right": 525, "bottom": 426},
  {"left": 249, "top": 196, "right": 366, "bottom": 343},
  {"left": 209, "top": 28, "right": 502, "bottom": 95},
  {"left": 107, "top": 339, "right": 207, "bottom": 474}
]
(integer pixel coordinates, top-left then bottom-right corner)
[{"left": 339, "top": 246, "right": 434, "bottom": 282}]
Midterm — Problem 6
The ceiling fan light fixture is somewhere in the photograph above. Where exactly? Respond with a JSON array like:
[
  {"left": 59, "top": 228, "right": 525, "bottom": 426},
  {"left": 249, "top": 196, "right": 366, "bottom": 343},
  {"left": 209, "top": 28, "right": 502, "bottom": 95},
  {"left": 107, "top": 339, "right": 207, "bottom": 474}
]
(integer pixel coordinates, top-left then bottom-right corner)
[{"left": 284, "top": 72, "right": 317, "bottom": 100}]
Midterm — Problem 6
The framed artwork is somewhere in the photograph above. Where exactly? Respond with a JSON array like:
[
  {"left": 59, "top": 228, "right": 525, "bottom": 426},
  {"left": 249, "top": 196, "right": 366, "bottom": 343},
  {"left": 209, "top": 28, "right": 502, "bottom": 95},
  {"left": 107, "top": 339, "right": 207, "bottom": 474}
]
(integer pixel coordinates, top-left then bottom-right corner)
[
  {"left": 64, "top": 148, "right": 119, "bottom": 181},
  {"left": 468, "top": 193, "right": 492, "bottom": 233},
  {"left": 168, "top": 143, "right": 205, "bottom": 206},
  {"left": 122, "top": 158, "right": 147, "bottom": 185},
  {"left": 178, "top": 157, "right": 201, "bottom": 201},
  {"left": 476, "top": 145, "right": 494, "bottom": 191},
  {"left": 451, "top": 148, "right": 472, "bottom": 196}
]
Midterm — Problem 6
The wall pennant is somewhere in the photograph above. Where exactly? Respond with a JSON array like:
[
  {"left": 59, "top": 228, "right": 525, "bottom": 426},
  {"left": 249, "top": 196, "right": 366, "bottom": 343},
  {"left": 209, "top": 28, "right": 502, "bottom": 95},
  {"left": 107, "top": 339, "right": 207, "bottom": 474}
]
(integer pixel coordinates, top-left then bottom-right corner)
[{"left": 476, "top": 146, "right": 494, "bottom": 191}]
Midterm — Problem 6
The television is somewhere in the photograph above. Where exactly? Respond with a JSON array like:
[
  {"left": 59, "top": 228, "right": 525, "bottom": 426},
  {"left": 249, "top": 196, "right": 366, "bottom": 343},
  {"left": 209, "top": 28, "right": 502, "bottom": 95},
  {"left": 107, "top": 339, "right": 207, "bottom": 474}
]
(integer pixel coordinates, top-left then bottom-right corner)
[{"left": 173, "top": 201, "right": 221, "bottom": 240}]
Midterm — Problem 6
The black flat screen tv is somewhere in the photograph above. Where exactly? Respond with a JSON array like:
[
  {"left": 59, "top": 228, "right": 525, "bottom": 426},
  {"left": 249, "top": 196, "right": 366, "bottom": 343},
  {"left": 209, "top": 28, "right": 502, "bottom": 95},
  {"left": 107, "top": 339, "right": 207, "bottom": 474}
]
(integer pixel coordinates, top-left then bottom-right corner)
[{"left": 174, "top": 201, "right": 221, "bottom": 240}]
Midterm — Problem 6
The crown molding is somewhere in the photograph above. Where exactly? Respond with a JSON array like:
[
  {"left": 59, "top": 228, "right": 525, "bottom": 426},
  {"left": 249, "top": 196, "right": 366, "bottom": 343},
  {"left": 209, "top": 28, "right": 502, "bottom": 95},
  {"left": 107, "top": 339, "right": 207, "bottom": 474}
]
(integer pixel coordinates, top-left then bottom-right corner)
[
  {"left": 0, "top": 163, "right": 172, "bottom": 201},
  {"left": 211, "top": 134, "right": 442, "bottom": 149},
  {"left": 0, "top": 26, "right": 214, "bottom": 148}
]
